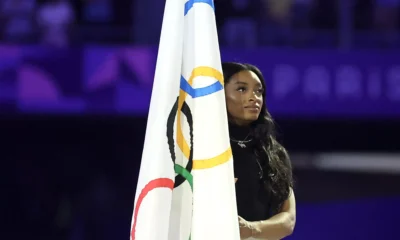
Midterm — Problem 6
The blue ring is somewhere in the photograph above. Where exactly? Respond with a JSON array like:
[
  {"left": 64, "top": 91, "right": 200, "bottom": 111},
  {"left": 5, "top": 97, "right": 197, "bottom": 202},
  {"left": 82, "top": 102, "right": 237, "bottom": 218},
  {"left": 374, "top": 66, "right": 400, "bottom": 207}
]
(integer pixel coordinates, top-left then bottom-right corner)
[
  {"left": 180, "top": 76, "right": 223, "bottom": 98},
  {"left": 184, "top": 0, "right": 214, "bottom": 16}
]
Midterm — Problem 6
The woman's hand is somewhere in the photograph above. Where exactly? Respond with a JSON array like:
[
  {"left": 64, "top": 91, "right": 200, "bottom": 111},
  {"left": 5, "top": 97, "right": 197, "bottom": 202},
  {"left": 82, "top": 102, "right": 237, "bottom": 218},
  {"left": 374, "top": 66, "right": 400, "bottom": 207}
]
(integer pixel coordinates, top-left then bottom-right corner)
[{"left": 238, "top": 216, "right": 258, "bottom": 239}]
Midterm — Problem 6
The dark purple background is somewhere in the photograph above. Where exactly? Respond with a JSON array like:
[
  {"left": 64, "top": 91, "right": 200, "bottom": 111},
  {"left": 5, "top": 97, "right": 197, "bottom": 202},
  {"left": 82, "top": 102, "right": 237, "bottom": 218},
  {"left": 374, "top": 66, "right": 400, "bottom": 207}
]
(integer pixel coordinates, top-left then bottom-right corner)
[
  {"left": 1, "top": 45, "right": 399, "bottom": 118},
  {"left": 3, "top": 0, "right": 400, "bottom": 239}
]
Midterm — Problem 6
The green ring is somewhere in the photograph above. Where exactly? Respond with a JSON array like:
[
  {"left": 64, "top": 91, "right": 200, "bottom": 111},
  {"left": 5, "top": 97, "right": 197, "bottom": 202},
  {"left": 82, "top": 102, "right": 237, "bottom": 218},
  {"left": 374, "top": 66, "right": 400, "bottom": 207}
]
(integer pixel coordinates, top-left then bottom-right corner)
[
  {"left": 174, "top": 164, "right": 193, "bottom": 191},
  {"left": 174, "top": 163, "right": 193, "bottom": 240}
]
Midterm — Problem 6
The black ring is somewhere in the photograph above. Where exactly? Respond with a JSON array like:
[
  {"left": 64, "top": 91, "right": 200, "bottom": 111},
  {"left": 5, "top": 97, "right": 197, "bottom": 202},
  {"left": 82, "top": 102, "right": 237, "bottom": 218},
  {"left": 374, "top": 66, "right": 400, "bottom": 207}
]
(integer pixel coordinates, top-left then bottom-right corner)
[{"left": 166, "top": 97, "right": 194, "bottom": 188}]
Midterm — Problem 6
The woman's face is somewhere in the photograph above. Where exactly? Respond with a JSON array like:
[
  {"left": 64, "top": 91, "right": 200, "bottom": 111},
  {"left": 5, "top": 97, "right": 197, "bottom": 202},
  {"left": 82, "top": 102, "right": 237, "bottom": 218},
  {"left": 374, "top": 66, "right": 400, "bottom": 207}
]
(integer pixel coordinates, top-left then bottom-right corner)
[{"left": 224, "top": 70, "right": 264, "bottom": 125}]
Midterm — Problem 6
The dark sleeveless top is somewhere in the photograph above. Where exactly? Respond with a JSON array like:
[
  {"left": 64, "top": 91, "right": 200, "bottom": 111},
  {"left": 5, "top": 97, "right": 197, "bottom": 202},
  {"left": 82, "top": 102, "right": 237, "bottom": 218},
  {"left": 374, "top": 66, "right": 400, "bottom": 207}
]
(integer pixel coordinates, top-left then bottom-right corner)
[{"left": 229, "top": 123, "right": 272, "bottom": 221}]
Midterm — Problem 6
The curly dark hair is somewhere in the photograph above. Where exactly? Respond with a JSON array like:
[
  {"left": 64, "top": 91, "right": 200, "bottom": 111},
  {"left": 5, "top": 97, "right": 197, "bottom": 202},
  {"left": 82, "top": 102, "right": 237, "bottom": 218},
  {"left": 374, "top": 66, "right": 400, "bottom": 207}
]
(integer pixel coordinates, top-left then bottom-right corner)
[{"left": 222, "top": 62, "right": 293, "bottom": 215}]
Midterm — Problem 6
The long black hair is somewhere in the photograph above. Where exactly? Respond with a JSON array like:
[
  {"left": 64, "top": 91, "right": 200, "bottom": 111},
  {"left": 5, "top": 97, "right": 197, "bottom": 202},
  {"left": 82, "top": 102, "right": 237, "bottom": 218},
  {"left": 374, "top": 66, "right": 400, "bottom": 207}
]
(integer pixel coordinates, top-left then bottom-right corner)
[{"left": 222, "top": 62, "right": 293, "bottom": 214}]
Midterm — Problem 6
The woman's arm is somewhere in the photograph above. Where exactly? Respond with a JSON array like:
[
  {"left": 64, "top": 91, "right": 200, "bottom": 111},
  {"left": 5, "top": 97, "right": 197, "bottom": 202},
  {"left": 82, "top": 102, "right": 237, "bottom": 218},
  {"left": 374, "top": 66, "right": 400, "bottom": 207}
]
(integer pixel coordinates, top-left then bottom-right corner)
[{"left": 252, "top": 188, "right": 296, "bottom": 239}]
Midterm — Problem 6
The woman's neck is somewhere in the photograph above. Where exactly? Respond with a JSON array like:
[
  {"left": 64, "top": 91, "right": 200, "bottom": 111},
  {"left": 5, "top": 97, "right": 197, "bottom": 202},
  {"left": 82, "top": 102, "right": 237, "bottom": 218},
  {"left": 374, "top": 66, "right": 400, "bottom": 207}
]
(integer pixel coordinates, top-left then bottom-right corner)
[
  {"left": 229, "top": 118, "right": 252, "bottom": 127},
  {"left": 228, "top": 121, "right": 251, "bottom": 140}
]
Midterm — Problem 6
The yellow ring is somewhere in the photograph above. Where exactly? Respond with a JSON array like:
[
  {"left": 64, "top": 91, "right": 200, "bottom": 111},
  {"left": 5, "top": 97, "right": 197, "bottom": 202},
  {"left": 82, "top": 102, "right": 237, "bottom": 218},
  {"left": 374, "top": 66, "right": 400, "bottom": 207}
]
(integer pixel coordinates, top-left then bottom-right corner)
[{"left": 176, "top": 66, "right": 232, "bottom": 169}]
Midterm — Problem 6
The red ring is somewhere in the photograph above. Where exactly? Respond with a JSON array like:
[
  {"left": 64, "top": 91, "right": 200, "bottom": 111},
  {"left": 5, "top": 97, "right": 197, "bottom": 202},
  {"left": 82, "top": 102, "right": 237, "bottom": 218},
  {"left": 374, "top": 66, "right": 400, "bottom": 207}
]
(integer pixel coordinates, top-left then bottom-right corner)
[{"left": 131, "top": 178, "right": 174, "bottom": 240}]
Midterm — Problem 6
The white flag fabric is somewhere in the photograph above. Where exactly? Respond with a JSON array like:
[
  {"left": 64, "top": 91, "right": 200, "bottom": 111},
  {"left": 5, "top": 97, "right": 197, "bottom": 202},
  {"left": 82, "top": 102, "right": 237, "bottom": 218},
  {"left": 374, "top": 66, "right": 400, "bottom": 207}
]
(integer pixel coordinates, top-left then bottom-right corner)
[{"left": 130, "top": 0, "right": 240, "bottom": 239}]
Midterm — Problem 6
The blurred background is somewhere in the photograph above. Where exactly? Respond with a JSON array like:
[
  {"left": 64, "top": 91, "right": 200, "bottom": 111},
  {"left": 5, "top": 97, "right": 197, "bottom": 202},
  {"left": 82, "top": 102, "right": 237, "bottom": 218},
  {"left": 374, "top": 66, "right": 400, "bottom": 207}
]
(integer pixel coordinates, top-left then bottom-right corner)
[{"left": 2, "top": 0, "right": 400, "bottom": 239}]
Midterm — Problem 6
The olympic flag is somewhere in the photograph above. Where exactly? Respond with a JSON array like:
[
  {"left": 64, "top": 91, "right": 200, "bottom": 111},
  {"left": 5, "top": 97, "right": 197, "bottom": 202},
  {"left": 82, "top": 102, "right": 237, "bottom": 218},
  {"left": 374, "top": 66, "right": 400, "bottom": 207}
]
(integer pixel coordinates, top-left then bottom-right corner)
[{"left": 130, "top": 0, "right": 240, "bottom": 239}]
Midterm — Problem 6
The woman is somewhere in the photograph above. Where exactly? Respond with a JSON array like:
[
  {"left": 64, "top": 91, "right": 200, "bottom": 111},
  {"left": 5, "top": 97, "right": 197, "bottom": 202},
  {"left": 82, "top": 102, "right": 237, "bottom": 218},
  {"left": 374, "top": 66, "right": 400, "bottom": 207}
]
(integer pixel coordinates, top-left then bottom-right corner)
[{"left": 222, "top": 62, "right": 296, "bottom": 239}]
